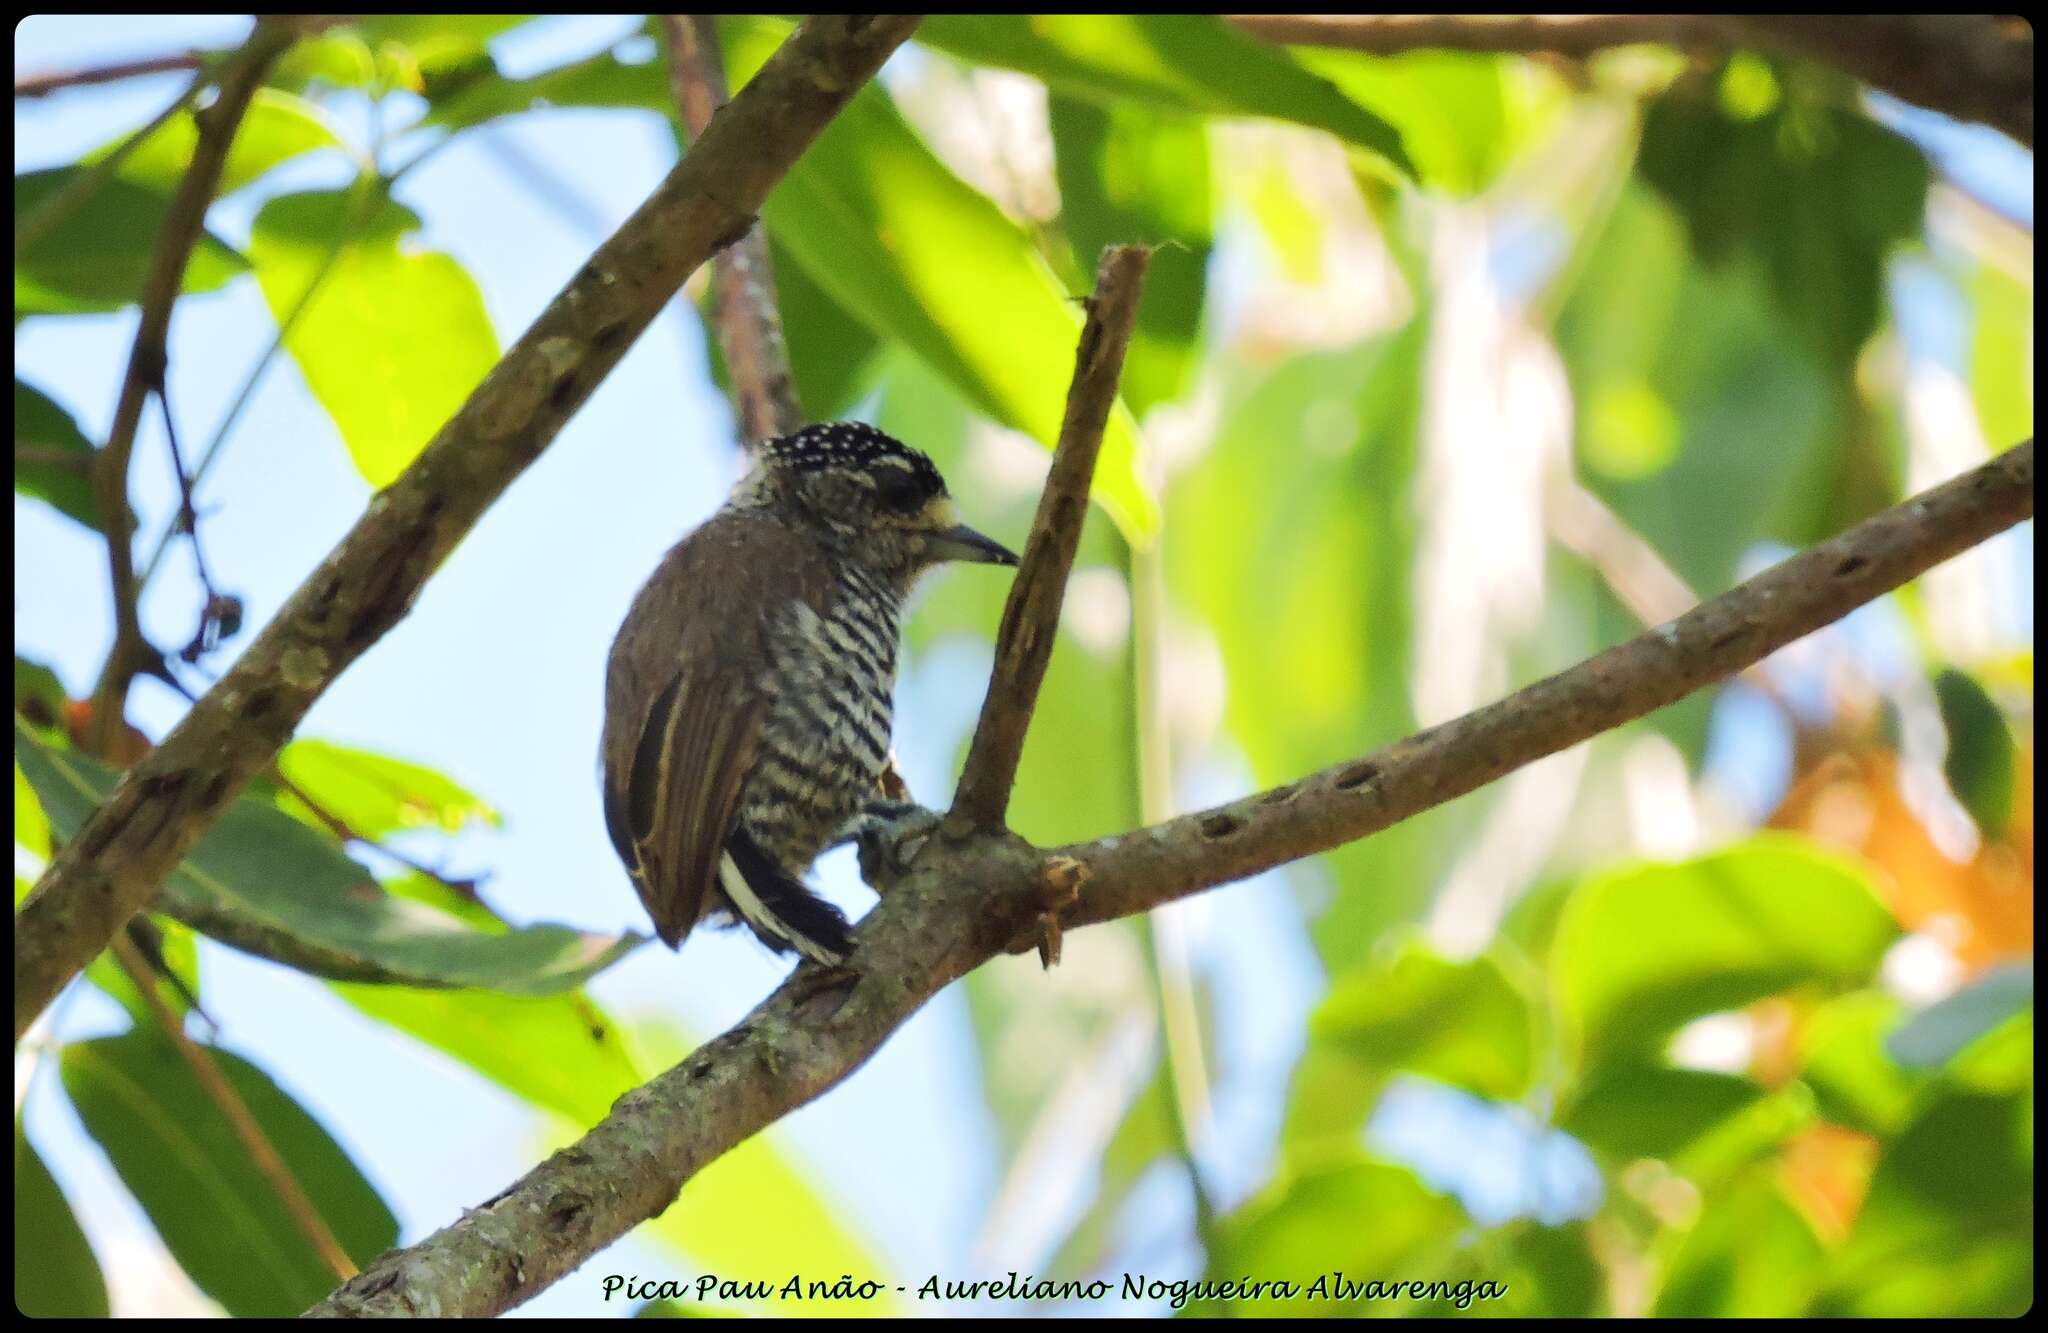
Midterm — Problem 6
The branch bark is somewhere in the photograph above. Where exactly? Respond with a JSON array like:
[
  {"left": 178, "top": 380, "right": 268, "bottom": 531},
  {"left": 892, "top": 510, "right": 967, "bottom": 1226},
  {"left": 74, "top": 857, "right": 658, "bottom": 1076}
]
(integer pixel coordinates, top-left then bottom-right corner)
[
  {"left": 14, "top": 49, "right": 205, "bottom": 98},
  {"left": 307, "top": 421, "right": 2028, "bottom": 1314},
  {"left": 951, "top": 246, "right": 1151, "bottom": 829},
  {"left": 13, "top": 14, "right": 927, "bottom": 1044},
  {"left": 663, "top": 13, "right": 805, "bottom": 445},
  {"left": 1228, "top": 14, "right": 2034, "bottom": 146}
]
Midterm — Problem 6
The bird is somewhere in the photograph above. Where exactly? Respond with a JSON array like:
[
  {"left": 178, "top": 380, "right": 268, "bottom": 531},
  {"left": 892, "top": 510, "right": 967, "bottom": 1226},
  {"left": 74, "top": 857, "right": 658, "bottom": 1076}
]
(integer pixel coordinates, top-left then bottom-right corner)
[{"left": 601, "top": 421, "right": 1020, "bottom": 967}]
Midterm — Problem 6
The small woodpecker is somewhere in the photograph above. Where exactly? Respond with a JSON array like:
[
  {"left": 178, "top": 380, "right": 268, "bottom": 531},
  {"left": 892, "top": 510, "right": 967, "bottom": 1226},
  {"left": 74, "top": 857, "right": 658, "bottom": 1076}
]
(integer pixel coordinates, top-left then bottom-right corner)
[{"left": 601, "top": 422, "right": 1019, "bottom": 965}]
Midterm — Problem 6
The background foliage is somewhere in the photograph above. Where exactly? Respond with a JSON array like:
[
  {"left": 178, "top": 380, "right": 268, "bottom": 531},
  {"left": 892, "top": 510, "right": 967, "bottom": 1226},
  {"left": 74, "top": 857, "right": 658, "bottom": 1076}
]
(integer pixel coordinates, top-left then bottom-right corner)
[{"left": 14, "top": 15, "right": 2033, "bottom": 1317}]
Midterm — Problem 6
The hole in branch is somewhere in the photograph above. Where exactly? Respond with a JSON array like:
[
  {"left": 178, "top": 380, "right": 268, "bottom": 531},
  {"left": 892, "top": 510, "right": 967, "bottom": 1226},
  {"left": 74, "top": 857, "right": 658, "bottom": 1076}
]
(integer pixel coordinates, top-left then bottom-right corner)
[
  {"left": 1200, "top": 812, "right": 1241, "bottom": 838},
  {"left": 1334, "top": 762, "right": 1378, "bottom": 791}
]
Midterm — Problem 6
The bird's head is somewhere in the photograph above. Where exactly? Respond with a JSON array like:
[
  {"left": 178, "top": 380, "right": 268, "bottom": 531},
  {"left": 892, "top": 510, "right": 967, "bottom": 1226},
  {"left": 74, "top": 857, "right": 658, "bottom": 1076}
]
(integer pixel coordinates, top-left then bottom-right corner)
[{"left": 743, "top": 421, "right": 1020, "bottom": 581}]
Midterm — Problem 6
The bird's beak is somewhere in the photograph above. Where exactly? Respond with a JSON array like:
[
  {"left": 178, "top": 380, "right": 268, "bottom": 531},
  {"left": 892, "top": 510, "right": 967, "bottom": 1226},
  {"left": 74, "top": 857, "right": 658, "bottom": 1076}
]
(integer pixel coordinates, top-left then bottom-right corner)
[{"left": 925, "top": 522, "right": 1020, "bottom": 566}]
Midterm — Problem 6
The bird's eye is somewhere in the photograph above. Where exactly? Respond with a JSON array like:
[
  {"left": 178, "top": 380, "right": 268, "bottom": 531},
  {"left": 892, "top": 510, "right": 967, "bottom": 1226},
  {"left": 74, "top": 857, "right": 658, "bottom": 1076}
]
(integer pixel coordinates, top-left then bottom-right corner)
[{"left": 872, "top": 467, "right": 927, "bottom": 512}]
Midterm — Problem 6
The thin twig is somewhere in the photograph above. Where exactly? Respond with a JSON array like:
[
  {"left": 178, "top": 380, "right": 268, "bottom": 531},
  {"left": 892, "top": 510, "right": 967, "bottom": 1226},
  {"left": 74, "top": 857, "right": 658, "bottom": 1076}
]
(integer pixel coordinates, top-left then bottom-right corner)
[
  {"left": 108, "top": 931, "right": 358, "bottom": 1282},
  {"left": 950, "top": 245, "right": 1152, "bottom": 828},
  {"left": 14, "top": 49, "right": 205, "bottom": 98},
  {"left": 266, "top": 767, "right": 495, "bottom": 910},
  {"left": 83, "top": 21, "right": 297, "bottom": 756},
  {"left": 304, "top": 438, "right": 2032, "bottom": 1318},
  {"left": 662, "top": 13, "right": 804, "bottom": 444},
  {"left": 15, "top": 14, "right": 928, "bottom": 1045}
]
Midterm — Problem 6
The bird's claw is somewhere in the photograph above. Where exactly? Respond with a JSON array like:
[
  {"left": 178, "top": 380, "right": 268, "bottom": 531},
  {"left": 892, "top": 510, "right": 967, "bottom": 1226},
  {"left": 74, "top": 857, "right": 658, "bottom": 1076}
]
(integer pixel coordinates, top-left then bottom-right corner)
[{"left": 837, "top": 798, "right": 944, "bottom": 890}]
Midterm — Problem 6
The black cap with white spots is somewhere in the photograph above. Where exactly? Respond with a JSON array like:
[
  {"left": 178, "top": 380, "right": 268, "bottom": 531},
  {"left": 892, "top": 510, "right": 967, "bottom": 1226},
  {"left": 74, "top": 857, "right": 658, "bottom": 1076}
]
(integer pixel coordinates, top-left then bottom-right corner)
[{"left": 765, "top": 422, "right": 945, "bottom": 496}]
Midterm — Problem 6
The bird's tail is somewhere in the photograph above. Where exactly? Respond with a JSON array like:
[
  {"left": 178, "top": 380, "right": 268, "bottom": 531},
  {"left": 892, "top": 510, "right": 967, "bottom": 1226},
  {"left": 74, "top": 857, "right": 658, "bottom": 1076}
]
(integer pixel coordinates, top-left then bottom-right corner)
[{"left": 719, "top": 830, "right": 853, "bottom": 964}]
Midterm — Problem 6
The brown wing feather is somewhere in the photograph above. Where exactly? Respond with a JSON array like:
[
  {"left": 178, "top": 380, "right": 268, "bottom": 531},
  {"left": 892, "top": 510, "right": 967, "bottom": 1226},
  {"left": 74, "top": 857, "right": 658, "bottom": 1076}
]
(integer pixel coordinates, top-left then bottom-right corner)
[{"left": 601, "top": 512, "right": 833, "bottom": 947}]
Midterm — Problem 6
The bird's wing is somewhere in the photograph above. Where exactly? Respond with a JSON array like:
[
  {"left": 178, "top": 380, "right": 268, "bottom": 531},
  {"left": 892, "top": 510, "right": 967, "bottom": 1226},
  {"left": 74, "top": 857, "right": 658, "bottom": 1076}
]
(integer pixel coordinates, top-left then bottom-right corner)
[{"left": 601, "top": 513, "right": 831, "bottom": 947}]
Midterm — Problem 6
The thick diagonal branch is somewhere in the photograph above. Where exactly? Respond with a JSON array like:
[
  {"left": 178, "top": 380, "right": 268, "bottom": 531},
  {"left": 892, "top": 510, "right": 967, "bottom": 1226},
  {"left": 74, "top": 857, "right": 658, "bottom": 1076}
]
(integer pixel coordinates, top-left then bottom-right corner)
[
  {"left": 663, "top": 13, "right": 804, "bottom": 444},
  {"left": 307, "top": 439, "right": 2029, "bottom": 1317},
  {"left": 950, "top": 246, "right": 1151, "bottom": 828},
  {"left": 13, "top": 14, "right": 926, "bottom": 1044}
]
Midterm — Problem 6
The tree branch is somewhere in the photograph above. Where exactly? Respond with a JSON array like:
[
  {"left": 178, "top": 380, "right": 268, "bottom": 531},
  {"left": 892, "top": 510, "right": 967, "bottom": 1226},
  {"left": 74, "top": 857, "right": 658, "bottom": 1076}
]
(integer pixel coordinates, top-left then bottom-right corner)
[
  {"left": 13, "top": 49, "right": 205, "bottom": 99},
  {"left": 13, "top": 14, "right": 928, "bottom": 1045},
  {"left": 950, "top": 245, "right": 1151, "bottom": 829},
  {"left": 307, "top": 436, "right": 2030, "bottom": 1318},
  {"left": 662, "top": 14, "right": 805, "bottom": 445},
  {"left": 1050, "top": 442, "right": 2035, "bottom": 931},
  {"left": 1228, "top": 14, "right": 2034, "bottom": 147},
  {"left": 1225, "top": 14, "right": 1725, "bottom": 57},
  {"left": 83, "top": 22, "right": 293, "bottom": 757}
]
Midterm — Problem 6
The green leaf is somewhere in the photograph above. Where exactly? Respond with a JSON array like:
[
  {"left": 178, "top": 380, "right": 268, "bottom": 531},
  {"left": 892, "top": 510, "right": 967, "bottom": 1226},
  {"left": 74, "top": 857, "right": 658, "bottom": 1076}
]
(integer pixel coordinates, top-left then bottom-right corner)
[
  {"left": 249, "top": 189, "right": 499, "bottom": 487},
  {"left": 1932, "top": 668, "right": 2017, "bottom": 838},
  {"left": 14, "top": 722, "right": 639, "bottom": 993},
  {"left": 1798, "top": 991, "right": 1924, "bottom": 1136},
  {"left": 1820, "top": 1088, "right": 2032, "bottom": 1316},
  {"left": 1966, "top": 257, "right": 2035, "bottom": 449},
  {"left": 1655, "top": 1172, "right": 1825, "bottom": 1316},
  {"left": 724, "top": 17, "right": 1158, "bottom": 543},
  {"left": 1636, "top": 70, "right": 1930, "bottom": 372},
  {"left": 1285, "top": 48, "right": 1564, "bottom": 197},
  {"left": 274, "top": 738, "right": 499, "bottom": 841},
  {"left": 1552, "top": 836, "right": 1898, "bottom": 1065},
  {"left": 916, "top": 15, "right": 1412, "bottom": 178},
  {"left": 14, "top": 1120, "right": 110, "bottom": 1318},
  {"left": 59, "top": 1030, "right": 398, "bottom": 1317},
  {"left": 83, "top": 89, "right": 344, "bottom": 197},
  {"left": 15, "top": 168, "right": 247, "bottom": 316},
  {"left": 1555, "top": 184, "right": 1845, "bottom": 611},
  {"left": 1204, "top": 1158, "right": 1464, "bottom": 1314},
  {"left": 13, "top": 380, "right": 103, "bottom": 529},
  {"left": 83, "top": 917, "right": 203, "bottom": 1028},
  {"left": 1559, "top": 1062, "right": 1765, "bottom": 1161},
  {"left": 1048, "top": 95, "right": 1212, "bottom": 415},
  {"left": 699, "top": 232, "right": 882, "bottom": 423},
  {"left": 1311, "top": 939, "right": 1536, "bottom": 1100}
]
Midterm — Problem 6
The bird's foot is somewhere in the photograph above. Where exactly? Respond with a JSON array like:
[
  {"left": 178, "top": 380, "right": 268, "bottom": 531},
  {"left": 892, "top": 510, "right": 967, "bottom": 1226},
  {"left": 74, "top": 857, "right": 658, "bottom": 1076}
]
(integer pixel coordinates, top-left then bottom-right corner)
[
  {"left": 834, "top": 798, "right": 944, "bottom": 892},
  {"left": 786, "top": 960, "right": 861, "bottom": 1010}
]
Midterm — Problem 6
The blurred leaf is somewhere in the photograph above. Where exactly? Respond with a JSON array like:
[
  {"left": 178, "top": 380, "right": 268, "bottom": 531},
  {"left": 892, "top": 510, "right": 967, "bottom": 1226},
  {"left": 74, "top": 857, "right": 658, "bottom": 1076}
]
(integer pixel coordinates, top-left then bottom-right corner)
[
  {"left": 1932, "top": 668, "right": 2017, "bottom": 839},
  {"left": 1311, "top": 939, "right": 1536, "bottom": 1100},
  {"left": 275, "top": 738, "right": 499, "bottom": 842},
  {"left": 1637, "top": 70, "right": 1929, "bottom": 371},
  {"left": 917, "top": 15, "right": 1412, "bottom": 177},
  {"left": 1888, "top": 963, "right": 2033, "bottom": 1070},
  {"left": 353, "top": 14, "right": 533, "bottom": 66},
  {"left": 1655, "top": 1172, "right": 1825, "bottom": 1316},
  {"left": 1202, "top": 1158, "right": 1463, "bottom": 1314},
  {"left": 15, "top": 763, "right": 51, "bottom": 863},
  {"left": 699, "top": 232, "right": 882, "bottom": 423},
  {"left": 15, "top": 722, "right": 639, "bottom": 993},
  {"left": 1798, "top": 991, "right": 1923, "bottom": 1136},
  {"left": 1168, "top": 322, "right": 1469, "bottom": 970},
  {"left": 13, "top": 380, "right": 103, "bottom": 529},
  {"left": 1461, "top": 1222, "right": 1602, "bottom": 1317},
  {"left": 14, "top": 1120, "right": 109, "bottom": 1318},
  {"left": 13, "top": 656, "right": 70, "bottom": 736},
  {"left": 1048, "top": 95, "right": 1211, "bottom": 414},
  {"left": 249, "top": 188, "right": 498, "bottom": 487},
  {"left": 1556, "top": 183, "right": 1841, "bottom": 612},
  {"left": 1965, "top": 257, "right": 2034, "bottom": 449},
  {"left": 332, "top": 983, "right": 640, "bottom": 1127},
  {"left": 1286, "top": 49, "right": 1564, "bottom": 196},
  {"left": 1820, "top": 1088, "right": 2032, "bottom": 1316},
  {"left": 15, "top": 168, "right": 247, "bottom": 315},
  {"left": 1560, "top": 1063, "right": 1766, "bottom": 1161},
  {"left": 724, "top": 16, "right": 1158, "bottom": 543},
  {"left": 1943, "top": 1005, "right": 2031, "bottom": 1095},
  {"left": 60, "top": 1030, "right": 398, "bottom": 1317},
  {"left": 83, "top": 88, "right": 343, "bottom": 197},
  {"left": 1553, "top": 835, "right": 1898, "bottom": 1065}
]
